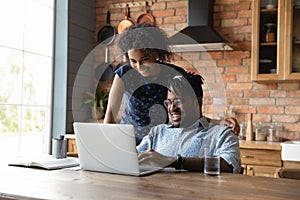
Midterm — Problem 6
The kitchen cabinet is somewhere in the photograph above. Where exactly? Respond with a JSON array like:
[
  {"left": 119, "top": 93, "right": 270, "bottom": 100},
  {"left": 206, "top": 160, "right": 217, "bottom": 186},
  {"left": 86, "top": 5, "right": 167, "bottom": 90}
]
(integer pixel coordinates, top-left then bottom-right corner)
[
  {"left": 65, "top": 134, "right": 78, "bottom": 157},
  {"left": 65, "top": 120, "right": 103, "bottom": 158},
  {"left": 239, "top": 141, "right": 282, "bottom": 178},
  {"left": 280, "top": 161, "right": 300, "bottom": 179},
  {"left": 251, "top": 0, "right": 300, "bottom": 81}
]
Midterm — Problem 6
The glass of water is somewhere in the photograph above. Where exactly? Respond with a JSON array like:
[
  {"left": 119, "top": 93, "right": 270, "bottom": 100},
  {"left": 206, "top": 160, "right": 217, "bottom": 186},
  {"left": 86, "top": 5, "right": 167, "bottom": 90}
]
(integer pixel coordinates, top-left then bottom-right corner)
[{"left": 204, "top": 148, "right": 220, "bottom": 176}]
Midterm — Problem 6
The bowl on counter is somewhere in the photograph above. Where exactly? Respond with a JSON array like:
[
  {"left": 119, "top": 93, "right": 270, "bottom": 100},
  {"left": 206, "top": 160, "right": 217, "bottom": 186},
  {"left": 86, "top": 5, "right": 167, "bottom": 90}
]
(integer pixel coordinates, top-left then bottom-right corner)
[
  {"left": 266, "top": 4, "right": 275, "bottom": 9},
  {"left": 269, "top": 68, "right": 276, "bottom": 74}
]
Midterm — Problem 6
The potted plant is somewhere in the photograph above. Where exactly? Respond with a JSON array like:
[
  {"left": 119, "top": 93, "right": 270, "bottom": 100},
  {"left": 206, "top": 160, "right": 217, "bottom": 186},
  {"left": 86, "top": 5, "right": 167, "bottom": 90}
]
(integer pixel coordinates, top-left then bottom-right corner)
[{"left": 82, "top": 85, "right": 109, "bottom": 119}]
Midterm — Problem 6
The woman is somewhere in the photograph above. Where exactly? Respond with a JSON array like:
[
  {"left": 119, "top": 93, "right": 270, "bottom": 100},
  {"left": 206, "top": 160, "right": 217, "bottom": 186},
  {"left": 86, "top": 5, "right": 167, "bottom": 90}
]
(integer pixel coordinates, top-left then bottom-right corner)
[{"left": 104, "top": 23, "right": 239, "bottom": 145}]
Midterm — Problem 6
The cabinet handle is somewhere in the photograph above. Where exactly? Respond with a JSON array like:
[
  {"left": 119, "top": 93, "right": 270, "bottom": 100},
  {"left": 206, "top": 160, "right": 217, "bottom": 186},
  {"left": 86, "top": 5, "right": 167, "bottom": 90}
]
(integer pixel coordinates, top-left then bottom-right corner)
[{"left": 242, "top": 155, "right": 254, "bottom": 158}]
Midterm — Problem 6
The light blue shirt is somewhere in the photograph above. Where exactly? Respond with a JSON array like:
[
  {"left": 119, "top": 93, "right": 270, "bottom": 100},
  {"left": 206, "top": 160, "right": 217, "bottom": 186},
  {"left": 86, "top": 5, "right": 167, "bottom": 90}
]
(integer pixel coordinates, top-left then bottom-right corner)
[{"left": 137, "top": 117, "right": 241, "bottom": 173}]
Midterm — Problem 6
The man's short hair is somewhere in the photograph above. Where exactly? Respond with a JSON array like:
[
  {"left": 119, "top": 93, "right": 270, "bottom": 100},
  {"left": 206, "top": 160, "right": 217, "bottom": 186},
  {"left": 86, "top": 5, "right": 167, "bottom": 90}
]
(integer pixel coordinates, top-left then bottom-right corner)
[{"left": 168, "top": 72, "right": 204, "bottom": 99}]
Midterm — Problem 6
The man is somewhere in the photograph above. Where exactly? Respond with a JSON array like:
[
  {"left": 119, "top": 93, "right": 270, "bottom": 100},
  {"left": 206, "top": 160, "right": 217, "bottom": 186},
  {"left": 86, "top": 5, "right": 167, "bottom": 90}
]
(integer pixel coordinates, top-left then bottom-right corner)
[{"left": 137, "top": 72, "right": 241, "bottom": 173}]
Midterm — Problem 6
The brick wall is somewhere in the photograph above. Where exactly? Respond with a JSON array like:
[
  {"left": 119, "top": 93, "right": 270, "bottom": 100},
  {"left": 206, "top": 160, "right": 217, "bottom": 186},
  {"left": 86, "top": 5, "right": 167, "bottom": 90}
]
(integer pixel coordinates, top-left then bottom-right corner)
[{"left": 94, "top": 0, "right": 300, "bottom": 140}]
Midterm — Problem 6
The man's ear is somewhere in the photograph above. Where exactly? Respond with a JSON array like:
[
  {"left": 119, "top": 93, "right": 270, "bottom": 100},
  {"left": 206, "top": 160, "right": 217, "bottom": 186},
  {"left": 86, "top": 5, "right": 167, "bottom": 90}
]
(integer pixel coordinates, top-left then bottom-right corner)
[
  {"left": 195, "top": 98, "right": 202, "bottom": 107},
  {"left": 196, "top": 98, "right": 202, "bottom": 116}
]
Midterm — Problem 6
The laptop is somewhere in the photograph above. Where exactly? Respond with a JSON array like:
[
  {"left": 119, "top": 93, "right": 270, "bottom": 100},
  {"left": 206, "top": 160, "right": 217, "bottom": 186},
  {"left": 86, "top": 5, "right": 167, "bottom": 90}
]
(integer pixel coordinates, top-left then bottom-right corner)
[{"left": 73, "top": 122, "right": 162, "bottom": 176}]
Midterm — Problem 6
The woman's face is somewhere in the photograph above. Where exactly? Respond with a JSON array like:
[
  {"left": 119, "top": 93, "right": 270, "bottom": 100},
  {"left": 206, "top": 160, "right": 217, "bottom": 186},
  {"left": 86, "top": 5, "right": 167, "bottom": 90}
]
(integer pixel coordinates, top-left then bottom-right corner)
[{"left": 127, "top": 49, "right": 161, "bottom": 79}]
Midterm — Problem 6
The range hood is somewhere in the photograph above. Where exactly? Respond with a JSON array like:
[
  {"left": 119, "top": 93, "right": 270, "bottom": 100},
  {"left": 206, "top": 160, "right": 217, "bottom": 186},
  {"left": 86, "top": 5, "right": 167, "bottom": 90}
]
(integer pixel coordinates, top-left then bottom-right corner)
[{"left": 169, "top": 0, "right": 237, "bottom": 52}]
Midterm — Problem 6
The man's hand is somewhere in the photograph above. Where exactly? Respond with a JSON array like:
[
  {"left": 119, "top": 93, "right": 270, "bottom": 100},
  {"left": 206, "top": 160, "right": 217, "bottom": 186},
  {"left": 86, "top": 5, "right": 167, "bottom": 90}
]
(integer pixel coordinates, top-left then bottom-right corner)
[
  {"left": 223, "top": 117, "right": 240, "bottom": 135},
  {"left": 138, "top": 149, "right": 176, "bottom": 168}
]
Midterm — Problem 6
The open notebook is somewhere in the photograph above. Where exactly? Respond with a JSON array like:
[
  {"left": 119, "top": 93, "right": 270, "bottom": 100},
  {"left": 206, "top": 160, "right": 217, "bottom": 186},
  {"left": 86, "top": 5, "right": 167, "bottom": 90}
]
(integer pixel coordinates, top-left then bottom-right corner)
[
  {"left": 73, "top": 122, "right": 162, "bottom": 176},
  {"left": 8, "top": 156, "right": 79, "bottom": 170}
]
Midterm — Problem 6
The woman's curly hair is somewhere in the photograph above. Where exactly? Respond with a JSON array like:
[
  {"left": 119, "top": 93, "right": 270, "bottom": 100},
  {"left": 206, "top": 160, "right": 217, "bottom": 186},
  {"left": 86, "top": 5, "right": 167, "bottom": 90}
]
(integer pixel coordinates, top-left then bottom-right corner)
[{"left": 118, "top": 23, "right": 172, "bottom": 62}]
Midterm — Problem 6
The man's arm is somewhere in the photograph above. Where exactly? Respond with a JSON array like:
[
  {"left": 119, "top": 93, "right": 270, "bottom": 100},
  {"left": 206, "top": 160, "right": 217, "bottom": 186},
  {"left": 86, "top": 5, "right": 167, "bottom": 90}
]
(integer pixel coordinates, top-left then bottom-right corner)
[
  {"left": 139, "top": 150, "right": 233, "bottom": 172},
  {"left": 168, "top": 157, "right": 233, "bottom": 172}
]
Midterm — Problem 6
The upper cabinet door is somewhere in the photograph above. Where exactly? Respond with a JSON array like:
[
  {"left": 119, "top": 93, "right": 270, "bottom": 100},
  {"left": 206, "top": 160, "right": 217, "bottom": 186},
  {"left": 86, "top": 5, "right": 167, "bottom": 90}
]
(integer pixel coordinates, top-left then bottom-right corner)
[
  {"left": 283, "top": 0, "right": 300, "bottom": 80},
  {"left": 251, "top": 0, "right": 300, "bottom": 81}
]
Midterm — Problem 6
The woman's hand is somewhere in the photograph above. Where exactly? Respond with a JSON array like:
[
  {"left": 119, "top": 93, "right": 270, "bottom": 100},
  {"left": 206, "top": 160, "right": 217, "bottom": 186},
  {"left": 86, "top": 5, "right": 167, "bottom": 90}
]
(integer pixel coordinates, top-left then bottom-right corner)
[
  {"left": 138, "top": 149, "right": 176, "bottom": 168},
  {"left": 223, "top": 117, "right": 240, "bottom": 135},
  {"left": 207, "top": 117, "right": 240, "bottom": 135}
]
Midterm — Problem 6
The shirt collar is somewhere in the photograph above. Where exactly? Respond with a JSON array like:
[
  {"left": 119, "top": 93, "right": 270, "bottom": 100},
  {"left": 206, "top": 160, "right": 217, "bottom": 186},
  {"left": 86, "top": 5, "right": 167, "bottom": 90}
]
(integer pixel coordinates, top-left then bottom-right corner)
[{"left": 198, "top": 117, "right": 209, "bottom": 129}]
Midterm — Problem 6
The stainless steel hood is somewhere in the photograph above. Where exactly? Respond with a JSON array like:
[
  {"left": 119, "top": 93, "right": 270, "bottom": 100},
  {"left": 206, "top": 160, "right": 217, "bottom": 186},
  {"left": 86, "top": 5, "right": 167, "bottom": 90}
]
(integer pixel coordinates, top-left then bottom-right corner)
[{"left": 169, "top": 0, "right": 237, "bottom": 52}]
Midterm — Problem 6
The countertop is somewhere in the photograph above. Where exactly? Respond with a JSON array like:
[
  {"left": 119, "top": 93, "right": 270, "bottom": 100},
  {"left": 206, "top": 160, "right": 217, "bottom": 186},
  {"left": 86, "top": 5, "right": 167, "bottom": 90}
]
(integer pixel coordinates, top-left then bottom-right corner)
[{"left": 239, "top": 140, "right": 282, "bottom": 150}]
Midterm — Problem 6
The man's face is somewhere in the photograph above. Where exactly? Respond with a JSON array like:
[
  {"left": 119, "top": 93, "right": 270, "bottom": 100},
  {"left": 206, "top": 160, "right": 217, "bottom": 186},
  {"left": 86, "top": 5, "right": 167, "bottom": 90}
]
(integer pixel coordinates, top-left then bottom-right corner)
[{"left": 164, "top": 90, "right": 198, "bottom": 128}]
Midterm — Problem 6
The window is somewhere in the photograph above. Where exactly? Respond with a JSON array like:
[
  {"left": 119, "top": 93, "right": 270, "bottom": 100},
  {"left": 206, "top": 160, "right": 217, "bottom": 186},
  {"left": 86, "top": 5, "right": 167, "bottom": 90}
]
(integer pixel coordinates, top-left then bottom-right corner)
[{"left": 0, "top": 0, "right": 54, "bottom": 160}]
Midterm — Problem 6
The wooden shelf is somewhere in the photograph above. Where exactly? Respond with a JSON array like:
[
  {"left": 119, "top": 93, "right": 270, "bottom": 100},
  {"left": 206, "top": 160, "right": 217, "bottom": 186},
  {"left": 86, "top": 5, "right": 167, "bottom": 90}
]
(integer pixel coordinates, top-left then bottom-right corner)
[
  {"left": 260, "top": 8, "right": 278, "bottom": 13},
  {"left": 260, "top": 42, "right": 277, "bottom": 46},
  {"left": 109, "top": 1, "right": 153, "bottom": 9}
]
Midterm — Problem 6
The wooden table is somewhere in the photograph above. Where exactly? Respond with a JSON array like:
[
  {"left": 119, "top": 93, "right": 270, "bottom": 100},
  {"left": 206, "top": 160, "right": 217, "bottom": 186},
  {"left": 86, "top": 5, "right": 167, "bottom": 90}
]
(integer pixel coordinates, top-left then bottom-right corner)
[{"left": 0, "top": 166, "right": 299, "bottom": 200}]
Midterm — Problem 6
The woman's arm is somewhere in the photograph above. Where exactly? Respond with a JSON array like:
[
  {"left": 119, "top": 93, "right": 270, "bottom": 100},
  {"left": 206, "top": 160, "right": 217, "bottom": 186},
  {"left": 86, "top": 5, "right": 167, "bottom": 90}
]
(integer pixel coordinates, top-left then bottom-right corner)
[{"left": 104, "top": 74, "right": 125, "bottom": 123}]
